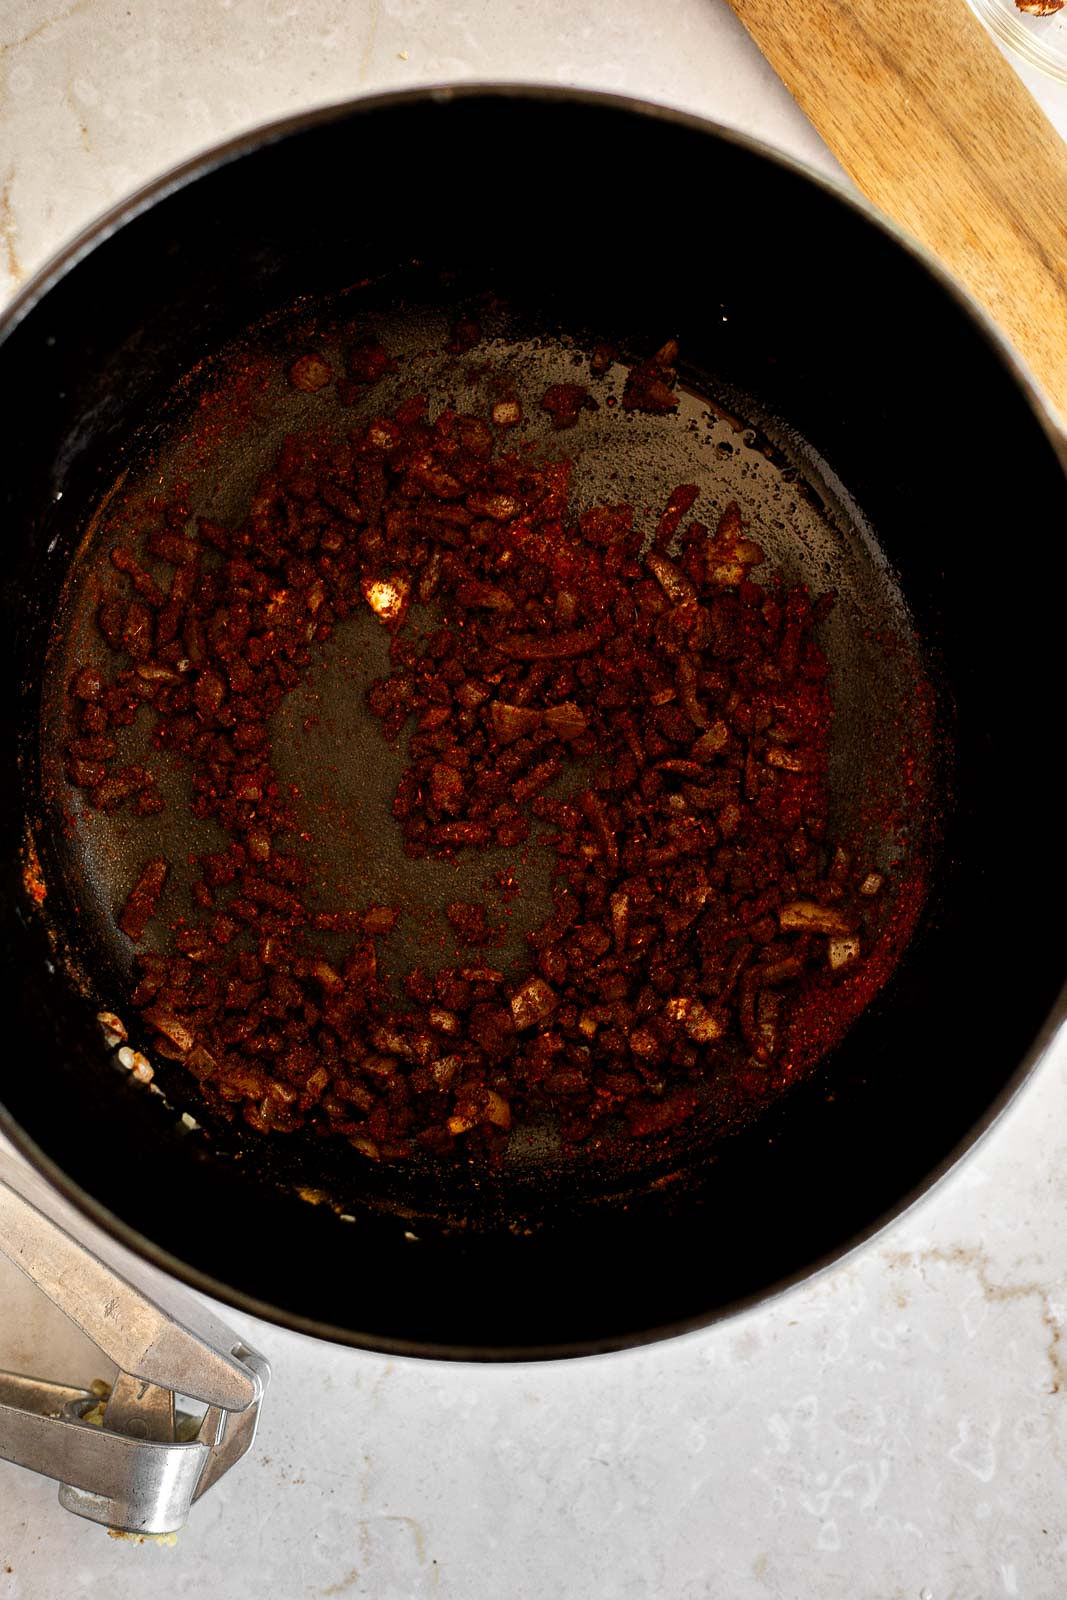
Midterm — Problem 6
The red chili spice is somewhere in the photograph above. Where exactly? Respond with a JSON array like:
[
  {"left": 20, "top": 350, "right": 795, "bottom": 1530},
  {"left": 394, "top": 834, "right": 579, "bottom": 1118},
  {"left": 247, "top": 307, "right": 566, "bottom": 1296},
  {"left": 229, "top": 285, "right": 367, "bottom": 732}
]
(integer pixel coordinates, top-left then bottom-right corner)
[{"left": 64, "top": 339, "right": 907, "bottom": 1162}]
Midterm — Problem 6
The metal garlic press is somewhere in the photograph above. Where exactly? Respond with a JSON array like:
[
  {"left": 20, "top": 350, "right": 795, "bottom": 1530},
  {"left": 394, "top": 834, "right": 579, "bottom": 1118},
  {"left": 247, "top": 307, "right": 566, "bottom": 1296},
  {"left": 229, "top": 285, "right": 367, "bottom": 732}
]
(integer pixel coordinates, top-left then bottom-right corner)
[{"left": 0, "top": 1146, "right": 269, "bottom": 1534}]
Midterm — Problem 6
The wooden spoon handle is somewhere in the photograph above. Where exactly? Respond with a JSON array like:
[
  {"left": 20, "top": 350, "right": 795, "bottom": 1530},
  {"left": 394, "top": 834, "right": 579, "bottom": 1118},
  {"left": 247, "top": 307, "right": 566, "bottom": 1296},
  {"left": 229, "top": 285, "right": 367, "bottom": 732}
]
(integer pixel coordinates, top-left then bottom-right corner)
[{"left": 724, "top": 0, "right": 1067, "bottom": 428}]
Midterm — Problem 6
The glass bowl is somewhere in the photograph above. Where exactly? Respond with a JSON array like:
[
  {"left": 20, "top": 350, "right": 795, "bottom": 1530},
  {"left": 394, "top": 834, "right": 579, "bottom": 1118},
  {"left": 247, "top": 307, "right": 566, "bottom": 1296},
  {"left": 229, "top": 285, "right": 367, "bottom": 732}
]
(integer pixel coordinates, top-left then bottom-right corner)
[{"left": 967, "top": 0, "right": 1067, "bottom": 84}]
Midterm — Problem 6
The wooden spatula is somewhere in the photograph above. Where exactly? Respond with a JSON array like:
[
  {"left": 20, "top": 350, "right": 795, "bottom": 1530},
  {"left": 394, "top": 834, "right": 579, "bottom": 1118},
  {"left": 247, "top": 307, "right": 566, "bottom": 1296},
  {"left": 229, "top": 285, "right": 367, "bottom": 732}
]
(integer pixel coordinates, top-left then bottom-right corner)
[{"left": 724, "top": 0, "right": 1067, "bottom": 426}]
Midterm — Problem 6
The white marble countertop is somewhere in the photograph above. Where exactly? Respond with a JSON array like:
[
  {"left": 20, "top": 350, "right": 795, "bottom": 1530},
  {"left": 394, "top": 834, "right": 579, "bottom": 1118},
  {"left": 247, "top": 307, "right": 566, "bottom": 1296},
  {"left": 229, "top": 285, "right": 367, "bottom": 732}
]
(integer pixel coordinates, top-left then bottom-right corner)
[{"left": 2, "top": 3, "right": 1066, "bottom": 1595}]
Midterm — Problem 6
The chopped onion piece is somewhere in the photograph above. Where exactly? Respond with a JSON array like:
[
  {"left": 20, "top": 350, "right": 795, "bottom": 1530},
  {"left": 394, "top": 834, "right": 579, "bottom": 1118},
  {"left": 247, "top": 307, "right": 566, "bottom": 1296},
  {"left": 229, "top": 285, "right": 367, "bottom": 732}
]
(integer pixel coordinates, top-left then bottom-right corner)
[
  {"left": 510, "top": 976, "right": 558, "bottom": 1031},
  {"left": 360, "top": 575, "right": 411, "bottom": 627},
  {"left": 778, "top": 900, "right": 852, "bottom": 936},
  {"left": 828, "top": 935, "right": 862, "bottom": 970}
]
